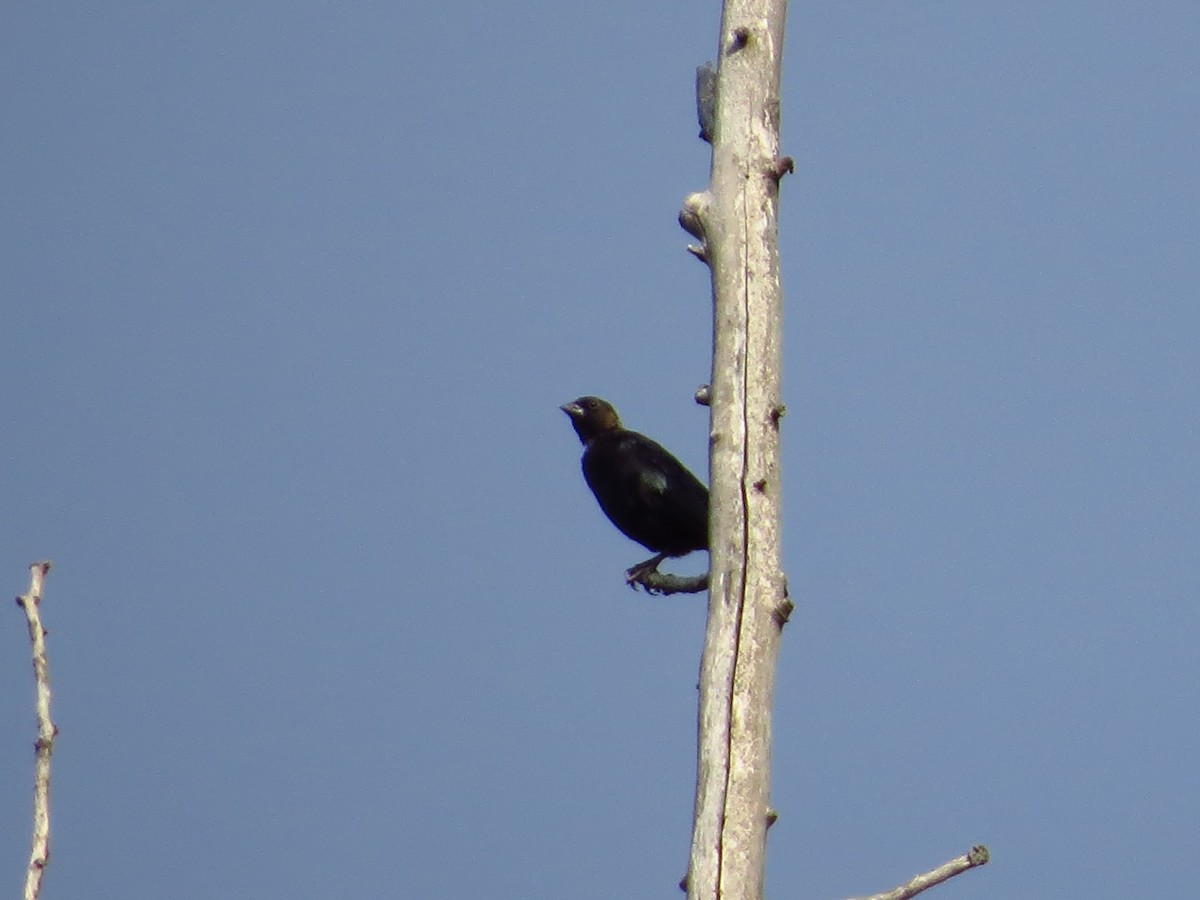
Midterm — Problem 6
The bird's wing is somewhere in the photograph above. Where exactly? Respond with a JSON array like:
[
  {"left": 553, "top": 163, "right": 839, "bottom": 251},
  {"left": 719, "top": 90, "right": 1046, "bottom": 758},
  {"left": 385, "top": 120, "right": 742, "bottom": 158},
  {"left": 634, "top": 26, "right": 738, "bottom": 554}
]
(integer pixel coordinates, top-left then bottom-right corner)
[
  {"left": 581, "top": 430, "right": 709, "bottom": 554},
  {"left": 617, "top": 433, "right": 707, "bottom": 517}
]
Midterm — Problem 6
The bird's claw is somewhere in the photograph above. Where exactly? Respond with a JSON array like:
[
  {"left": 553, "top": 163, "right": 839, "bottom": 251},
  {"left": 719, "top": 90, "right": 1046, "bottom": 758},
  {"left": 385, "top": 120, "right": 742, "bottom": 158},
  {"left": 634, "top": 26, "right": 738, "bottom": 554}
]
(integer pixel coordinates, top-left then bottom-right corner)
[{"left": 625, "top": 554, "right": 668, "bottom": 592}]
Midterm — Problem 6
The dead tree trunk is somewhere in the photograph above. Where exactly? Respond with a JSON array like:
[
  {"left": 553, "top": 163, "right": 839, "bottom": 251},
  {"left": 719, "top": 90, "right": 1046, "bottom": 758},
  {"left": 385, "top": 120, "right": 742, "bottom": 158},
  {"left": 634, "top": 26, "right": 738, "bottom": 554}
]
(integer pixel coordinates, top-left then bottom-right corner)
[
  {"left": 679, "top": 6, "right": 992, "bottom": 897},
  {"left": 681, "top": 1, "right": 792, "bottom": 898}
]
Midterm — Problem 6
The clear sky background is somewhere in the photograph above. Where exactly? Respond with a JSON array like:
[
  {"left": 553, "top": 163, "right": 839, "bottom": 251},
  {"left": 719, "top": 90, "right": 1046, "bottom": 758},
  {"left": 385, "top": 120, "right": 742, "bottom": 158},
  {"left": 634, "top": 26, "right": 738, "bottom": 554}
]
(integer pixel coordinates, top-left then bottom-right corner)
[{"left": 2, "top": 2, "right": 1197, "bottom": 898}]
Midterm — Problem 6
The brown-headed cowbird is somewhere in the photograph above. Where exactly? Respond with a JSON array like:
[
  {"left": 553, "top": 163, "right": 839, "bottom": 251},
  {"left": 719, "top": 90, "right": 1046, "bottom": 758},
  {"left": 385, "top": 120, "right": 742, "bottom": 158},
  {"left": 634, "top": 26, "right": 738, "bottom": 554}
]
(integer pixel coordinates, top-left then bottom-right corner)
[{"left": 561, "top": 396, "right": 708, "bottom": 581}]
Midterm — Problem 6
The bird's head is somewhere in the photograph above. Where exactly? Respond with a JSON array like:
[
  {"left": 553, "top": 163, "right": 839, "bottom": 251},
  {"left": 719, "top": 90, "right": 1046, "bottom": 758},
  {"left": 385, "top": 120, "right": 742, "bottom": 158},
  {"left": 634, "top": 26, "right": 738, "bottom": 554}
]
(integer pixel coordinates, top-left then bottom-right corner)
[{"left": 560, "top": 396, "right": 623, "bottom": 444}]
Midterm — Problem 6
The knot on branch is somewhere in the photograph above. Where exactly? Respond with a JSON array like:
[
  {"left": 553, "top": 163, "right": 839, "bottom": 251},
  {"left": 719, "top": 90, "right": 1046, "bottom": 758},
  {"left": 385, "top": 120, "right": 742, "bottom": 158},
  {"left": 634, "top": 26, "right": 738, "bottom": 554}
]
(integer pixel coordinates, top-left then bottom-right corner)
[
  {"left": 679, "top": 192, "right": 712, "bottom": 263},
  {"left": 768, "top": 156, "right": 795, "bottom": 183},
  {"left": 679, "top": 192, "right": 711, "bottom": 239}
]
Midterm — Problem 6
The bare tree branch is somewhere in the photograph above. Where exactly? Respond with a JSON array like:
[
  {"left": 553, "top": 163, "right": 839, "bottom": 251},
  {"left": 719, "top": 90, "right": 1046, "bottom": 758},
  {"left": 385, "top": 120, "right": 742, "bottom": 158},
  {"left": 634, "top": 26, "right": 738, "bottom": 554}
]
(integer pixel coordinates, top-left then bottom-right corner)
[
  {"left": 628, "top": 569, "right": 709, "bottom": 595},
  {"left": 679, "top": 5, "right": 987, "bottom": 898},
  {"left": 683, "top": 0, "right": 790, "bottom": 897},
  {"left": 842, "top": 845, "right": 991, "bottom": 900},
  {"left": 15, "top": 560, "right": 55, "bottom": 900}
]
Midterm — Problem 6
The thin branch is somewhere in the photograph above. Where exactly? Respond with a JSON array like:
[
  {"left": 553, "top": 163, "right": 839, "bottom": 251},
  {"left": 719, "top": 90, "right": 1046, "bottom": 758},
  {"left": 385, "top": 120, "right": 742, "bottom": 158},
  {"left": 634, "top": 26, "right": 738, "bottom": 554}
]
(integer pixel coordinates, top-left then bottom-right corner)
[
  {"left": 842, "top": 845, "right": 991, "bottom": 900},
  {"left": 16, "top": 561, "right": 55, "bottom": 900},
  {"left": 628, "top": 569, "right": 709, "bottom": 595}
]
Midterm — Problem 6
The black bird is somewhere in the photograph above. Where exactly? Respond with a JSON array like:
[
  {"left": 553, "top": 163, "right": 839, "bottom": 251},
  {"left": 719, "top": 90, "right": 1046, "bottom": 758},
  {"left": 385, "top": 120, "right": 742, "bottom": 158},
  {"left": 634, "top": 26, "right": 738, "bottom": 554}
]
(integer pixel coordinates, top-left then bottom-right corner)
[{"left": 561, "top": 396, "right": 708, "bottom": 582}]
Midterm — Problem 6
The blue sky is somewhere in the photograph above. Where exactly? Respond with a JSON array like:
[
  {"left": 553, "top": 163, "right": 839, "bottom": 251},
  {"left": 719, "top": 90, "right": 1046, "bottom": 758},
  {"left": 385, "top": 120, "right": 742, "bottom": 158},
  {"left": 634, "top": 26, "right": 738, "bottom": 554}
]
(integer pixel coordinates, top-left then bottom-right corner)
[{"left": 2, "top": 2, "right": 1197, "bottom": 898}]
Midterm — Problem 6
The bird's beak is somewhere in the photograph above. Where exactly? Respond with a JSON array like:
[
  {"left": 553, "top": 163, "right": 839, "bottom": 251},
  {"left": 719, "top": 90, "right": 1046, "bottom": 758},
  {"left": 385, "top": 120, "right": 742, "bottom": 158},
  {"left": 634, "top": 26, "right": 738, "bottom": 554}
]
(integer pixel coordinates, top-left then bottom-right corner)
[{"left": 560, "top": 402, "right": 582, "bottom": 418}]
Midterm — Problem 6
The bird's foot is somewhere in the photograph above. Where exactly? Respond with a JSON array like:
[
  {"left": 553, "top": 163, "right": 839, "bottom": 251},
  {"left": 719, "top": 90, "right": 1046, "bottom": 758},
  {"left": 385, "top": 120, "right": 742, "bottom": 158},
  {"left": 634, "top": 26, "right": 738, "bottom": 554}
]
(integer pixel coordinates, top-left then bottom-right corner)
[{"left": 625, "top": 553, "right": 668, "bottom": 592}]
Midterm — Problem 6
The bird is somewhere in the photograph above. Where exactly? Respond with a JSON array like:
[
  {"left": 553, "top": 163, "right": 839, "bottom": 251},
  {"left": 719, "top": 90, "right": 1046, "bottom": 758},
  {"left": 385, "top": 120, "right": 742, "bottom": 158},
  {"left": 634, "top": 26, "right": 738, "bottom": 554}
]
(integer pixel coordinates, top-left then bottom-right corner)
[{"left": 560, "top": 396, "right": 708, "bottom": 584}]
